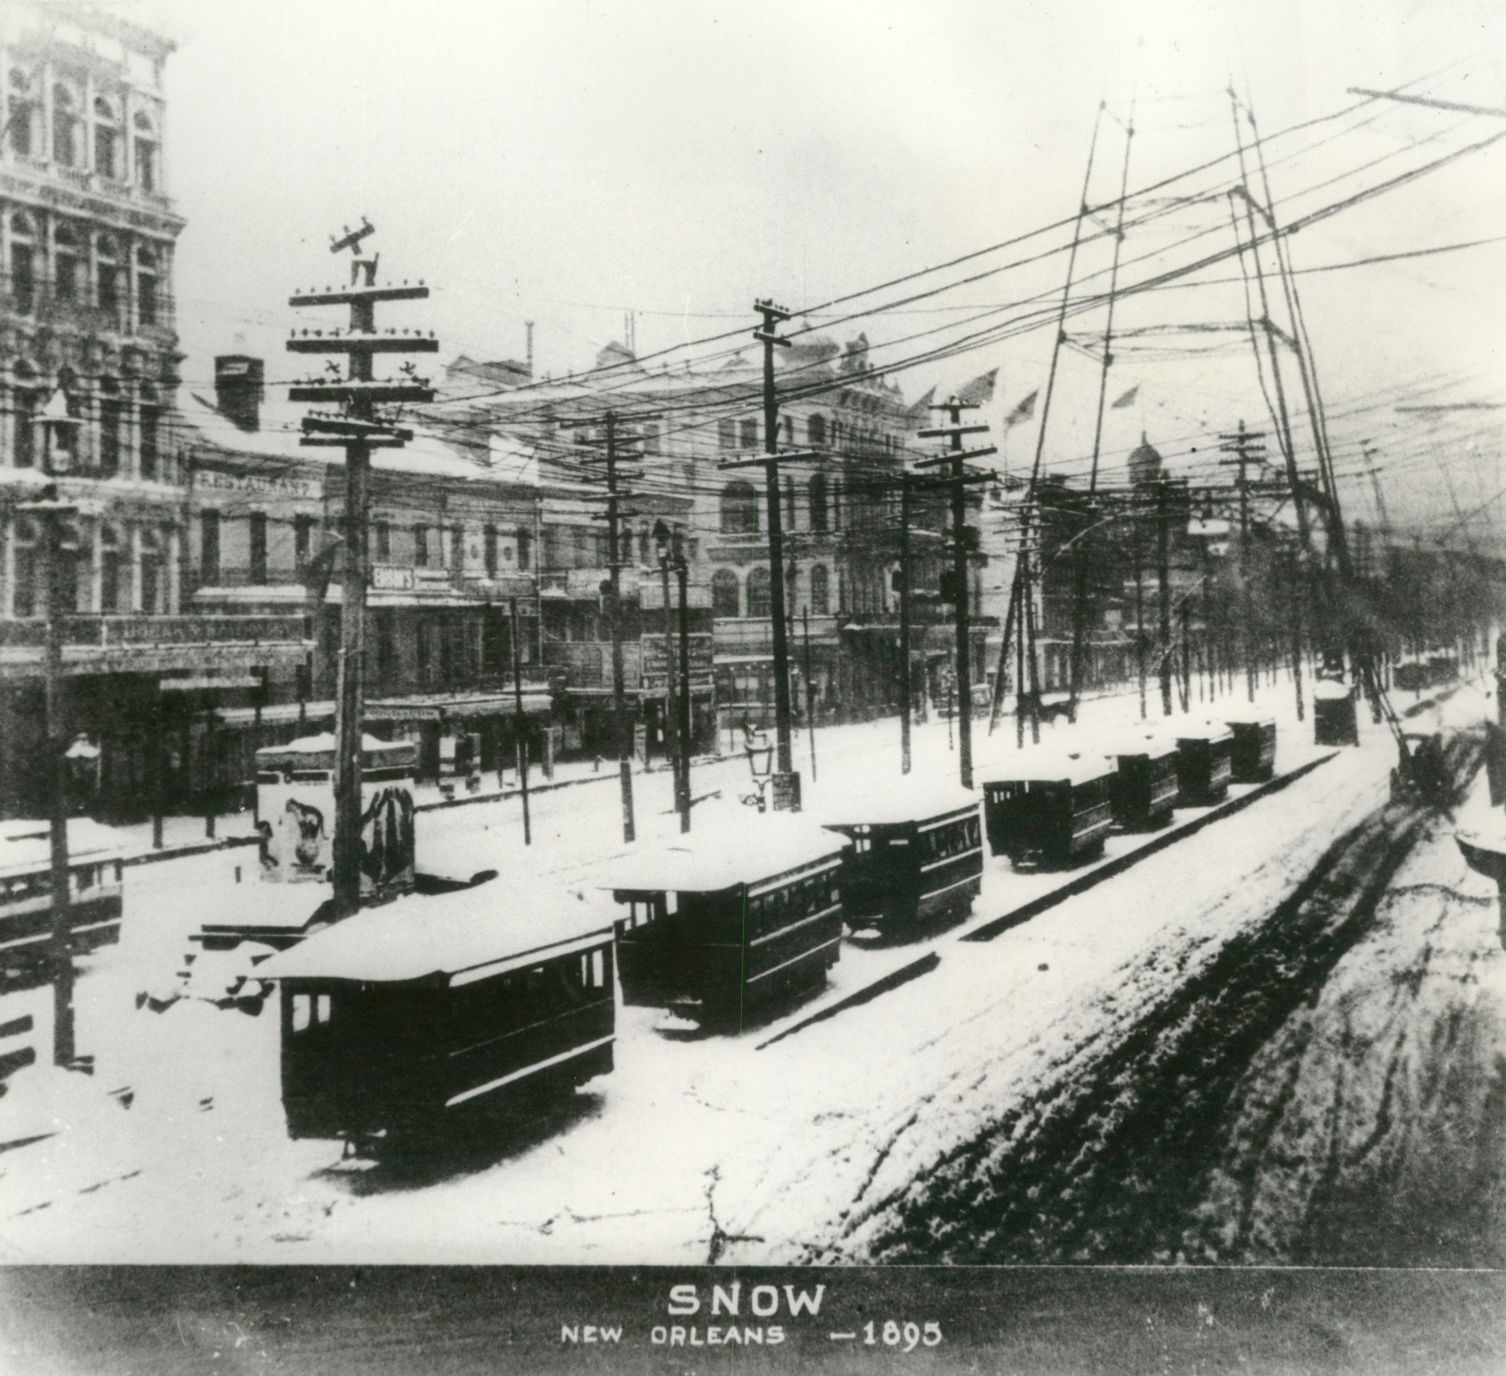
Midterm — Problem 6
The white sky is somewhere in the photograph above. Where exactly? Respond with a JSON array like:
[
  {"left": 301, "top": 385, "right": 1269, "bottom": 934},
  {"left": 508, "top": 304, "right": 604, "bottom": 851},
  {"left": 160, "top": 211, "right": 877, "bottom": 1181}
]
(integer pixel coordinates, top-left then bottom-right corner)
[{"left": 116, "top": 0, "right": 1506, "bottom": 540}]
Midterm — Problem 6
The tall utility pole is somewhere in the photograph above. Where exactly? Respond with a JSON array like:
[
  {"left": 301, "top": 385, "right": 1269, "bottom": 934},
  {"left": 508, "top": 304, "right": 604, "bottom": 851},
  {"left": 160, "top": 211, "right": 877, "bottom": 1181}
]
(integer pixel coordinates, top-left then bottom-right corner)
[
  {"left": 675, "top": 544, "right": 693, "bottom": 832},
  {"left": 717, "top": 300, "right": 816, "bottom": 811},
  {"left": 510, "top": 597, "right": 532, "bottom": 844},
  {"left": 1218, "top": 420, "right": 1266, "bottom": 703},
  {"left": 898, "top": 474, "right": 914, "bottom": 774},
  {"left": 19, "top": 399, "right": 84, "bottom": 1067},
  {"left": 917, "top": 399, "right": 996, "bottom": 790},
  {"left": 288, "top": 218, "right": 435, "bottom": 919},
  {"left": 653, "top": 519, "right": 691, "bottom": 831},
  {"left": 1156, "top": 476, "right": 1174, "bottom": 717},
  {"left": 575, "top": 412, "right": 641, "bottom": 844}
]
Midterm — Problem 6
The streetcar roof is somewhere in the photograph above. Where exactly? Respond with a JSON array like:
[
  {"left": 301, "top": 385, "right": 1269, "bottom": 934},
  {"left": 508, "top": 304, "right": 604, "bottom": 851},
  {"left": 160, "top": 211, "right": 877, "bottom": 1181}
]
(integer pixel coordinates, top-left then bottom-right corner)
[
  {"left": 602, "top": 815, "right": 847, "bottom": 894},
  {"left": 976, "top": 745, "right": 1115, "bottom": 786},
  {"left": 261, "top": 877, "right": 615, "bottom": 984},
  {"left": 1312, "top": 679, "right": 1354, "bottom": 701},
  {"left": 1175, "top": 718, "right": 1235, "bottom": 744},
  {"left": 1221, "top": 708, "right": 1276, "bottom": 727},
  {"left": 0, "top": 817, "right": 131, "bottom": 875},
  {"left": 1094, "top": 728, "right": 1179, "bottom": 761},
  {"left": 815, "top": 776, "right": 979, "bottom": 829}
]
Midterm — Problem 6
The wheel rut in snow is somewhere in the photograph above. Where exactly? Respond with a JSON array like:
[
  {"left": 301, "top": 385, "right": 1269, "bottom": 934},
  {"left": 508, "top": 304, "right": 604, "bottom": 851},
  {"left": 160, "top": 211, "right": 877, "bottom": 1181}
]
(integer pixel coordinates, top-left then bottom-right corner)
[{"left": 855, "top": 733, "right": 1494, "bottom": 1265}]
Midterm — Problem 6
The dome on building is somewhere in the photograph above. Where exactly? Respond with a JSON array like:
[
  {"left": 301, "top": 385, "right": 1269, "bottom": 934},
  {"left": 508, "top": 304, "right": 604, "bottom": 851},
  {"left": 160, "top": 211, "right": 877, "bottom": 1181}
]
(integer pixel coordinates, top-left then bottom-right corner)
[{"left": 1128, "top": 432, "right": 1163, "bottom": 486}]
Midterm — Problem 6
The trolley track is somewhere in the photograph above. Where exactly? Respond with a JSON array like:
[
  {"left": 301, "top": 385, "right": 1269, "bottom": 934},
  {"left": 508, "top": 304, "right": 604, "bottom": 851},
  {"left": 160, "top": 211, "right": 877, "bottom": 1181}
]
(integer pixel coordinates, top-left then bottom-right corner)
[{"left": 846, "top": 732, "right": 1485, "bottom": 1264}]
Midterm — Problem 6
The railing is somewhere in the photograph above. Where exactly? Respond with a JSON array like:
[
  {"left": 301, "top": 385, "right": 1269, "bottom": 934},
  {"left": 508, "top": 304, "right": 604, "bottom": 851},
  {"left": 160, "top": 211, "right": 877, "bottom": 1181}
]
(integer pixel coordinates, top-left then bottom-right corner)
[{"left": 0, "top": 614, "right": 306, "bottom": 649}]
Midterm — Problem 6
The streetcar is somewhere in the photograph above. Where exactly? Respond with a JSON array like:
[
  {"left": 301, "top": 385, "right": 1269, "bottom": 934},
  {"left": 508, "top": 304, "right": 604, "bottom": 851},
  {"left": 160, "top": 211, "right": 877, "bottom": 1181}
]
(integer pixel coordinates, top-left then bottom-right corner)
[
  {"left": 1174, "top": 723, "right": 1234, "bottom": 805},
  {"left": 981, "top": 748, "right": 1115, "bottom": 870},
  {"left": 1224, "top": 711, "right": 1277, "bottom": 783},
  {"left": 604, "top": 817, "right": 847, "bottom": 1028},
  {"left": 260, "top": 878, "right": 617, "bottom": 1148},
  {"left": 1103, "top": 732, "right": 1179, "bottom": 832},
  {"left": 819, "top": 781, "right": 983, "bottom": 935},
  {"left": 0, "top": 818, "right": 128, "bottom": 991}
]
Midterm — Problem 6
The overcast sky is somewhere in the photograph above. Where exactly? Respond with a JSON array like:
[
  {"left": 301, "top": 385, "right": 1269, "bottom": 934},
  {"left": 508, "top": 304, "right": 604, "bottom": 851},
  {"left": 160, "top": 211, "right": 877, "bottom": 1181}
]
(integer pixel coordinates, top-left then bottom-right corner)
[{"left": 119, "top": 0, "right": 1506, "bottom": 540}]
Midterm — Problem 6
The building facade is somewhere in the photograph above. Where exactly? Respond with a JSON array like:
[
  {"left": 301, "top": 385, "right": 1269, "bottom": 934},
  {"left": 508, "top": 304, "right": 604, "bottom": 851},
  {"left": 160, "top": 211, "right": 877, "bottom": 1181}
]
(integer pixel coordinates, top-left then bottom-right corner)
[{"left": 0, "top": 2, "right": 305, "bottom": 820}]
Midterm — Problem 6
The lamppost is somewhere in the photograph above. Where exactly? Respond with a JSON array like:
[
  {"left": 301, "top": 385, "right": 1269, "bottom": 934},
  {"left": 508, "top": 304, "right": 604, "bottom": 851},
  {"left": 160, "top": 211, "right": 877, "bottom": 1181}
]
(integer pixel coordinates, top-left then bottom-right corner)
[
  {"left": 654, "top": 520, "right": 692, "bottom": 832},
  {"left": 19, "top": 390, "right": 85, "bottom": 1067}
]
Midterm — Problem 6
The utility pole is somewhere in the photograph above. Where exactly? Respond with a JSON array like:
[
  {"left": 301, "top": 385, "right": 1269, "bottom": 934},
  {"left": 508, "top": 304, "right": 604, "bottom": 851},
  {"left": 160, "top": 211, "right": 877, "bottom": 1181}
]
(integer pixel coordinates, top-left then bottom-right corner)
[
  {"left": 654, "top": 520, "right": 691, "bottom": 831},
  {"left": 917, "top": 398, "right": 996, "bottom": 790},
  {"left": 575, "top": 412, "right": 641, "bottom": 844},
  {"left": 898, "top": 474, "right": 913, "bottom": 774},
  {"left": 1218, "top": 420, "right": 1266, "bottom": 703},
  {"left": 288, "top": 218, "right": 435, "bottom": 918},
  {"left": 676, "top": 548, "right": 693, "bottom": 830},
  {"left": 717, "top": 300, "right": 817, "bottom": 811},
  {"left": 19, "top": 396, "right": 84, "bottom": 1067},
  {"left": 1156, "top": 476, "right": 1174, "bottom": 716},
  {"left": 510, "top": 597, "right": 532, "bottom": 845},
  {"left": 802, "top": 606, "right": 818, "bottom": 782}
]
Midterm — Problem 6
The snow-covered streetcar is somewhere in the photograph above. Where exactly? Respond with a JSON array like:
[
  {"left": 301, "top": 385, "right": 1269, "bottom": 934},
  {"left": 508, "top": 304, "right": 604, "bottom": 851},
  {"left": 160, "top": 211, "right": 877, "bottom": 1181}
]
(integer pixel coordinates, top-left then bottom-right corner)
[
  {"left": 1104, "top": 733, "right": 1179, "bottom": 832},
  {"left": 0, "top": 818, "right": 127, "bottom": 990},
  {"left": 1224, "top": 712, "right": 1277, "bottom": 783},
  {"left": 819, "top": 781, "right": 982, "bottom": 934},
  {"left": 981, "top": 749, "right": 1115, "bottom": 870},
  {"left": 260, "top": 880, "right": 616, "bottom": 1147},
  {"left": 605, "top": 819, "right": 846, "bottom": 1028},
  {"left": 1174, "top": 723, "right": 1234, "bottom": 805}
]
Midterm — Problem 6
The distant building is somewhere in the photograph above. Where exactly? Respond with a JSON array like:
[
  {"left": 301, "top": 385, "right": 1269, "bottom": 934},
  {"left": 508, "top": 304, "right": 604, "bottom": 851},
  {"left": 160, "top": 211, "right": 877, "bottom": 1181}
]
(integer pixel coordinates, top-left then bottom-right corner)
[{"left": 0, "top": 2, "right": 305, "bottom": 819}]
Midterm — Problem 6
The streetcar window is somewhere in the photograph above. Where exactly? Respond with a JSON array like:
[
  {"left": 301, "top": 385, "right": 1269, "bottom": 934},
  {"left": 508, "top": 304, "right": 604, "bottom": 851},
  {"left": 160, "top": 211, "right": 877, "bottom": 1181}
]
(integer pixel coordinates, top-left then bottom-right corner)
[
  {"left": 291, "top": 995, "right": 311, "bottom": 1032},
  {"left": 315, "top": 994, "right": 332, "bottom": 1024},
  {"left": 591, "top": 949, "right": 605, "bottom": 988}
]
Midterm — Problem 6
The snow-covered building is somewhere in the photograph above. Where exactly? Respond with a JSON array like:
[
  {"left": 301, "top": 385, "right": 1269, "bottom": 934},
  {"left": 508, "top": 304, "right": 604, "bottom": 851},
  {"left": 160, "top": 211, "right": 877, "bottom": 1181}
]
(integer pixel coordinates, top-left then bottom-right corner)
[
  {"left": 0, "top": 2, "right": 305, "bottom": 820},
  {"left": 438, "top": 333, "right": 986, "bottom": 729}
]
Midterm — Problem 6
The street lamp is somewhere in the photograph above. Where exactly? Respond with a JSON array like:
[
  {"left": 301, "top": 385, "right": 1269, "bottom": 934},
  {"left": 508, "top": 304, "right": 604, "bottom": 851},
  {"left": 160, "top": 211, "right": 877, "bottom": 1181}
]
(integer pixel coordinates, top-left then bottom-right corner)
[
  {"left": 654, "top": 520, "right": 693, "bottom": 832},
  {"left": 19, "top": 390, "right": 85, "bottom": 1068}
]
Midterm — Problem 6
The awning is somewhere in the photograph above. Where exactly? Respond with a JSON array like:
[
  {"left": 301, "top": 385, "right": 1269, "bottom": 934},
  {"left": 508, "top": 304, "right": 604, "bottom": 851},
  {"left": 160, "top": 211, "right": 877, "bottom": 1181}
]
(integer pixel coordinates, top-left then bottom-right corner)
[
  {"left": 216, "top": 702, "right": 335, "bottom": 727},
  {"left": 365, "top": 690, "right": 553, "bottom": 722}
]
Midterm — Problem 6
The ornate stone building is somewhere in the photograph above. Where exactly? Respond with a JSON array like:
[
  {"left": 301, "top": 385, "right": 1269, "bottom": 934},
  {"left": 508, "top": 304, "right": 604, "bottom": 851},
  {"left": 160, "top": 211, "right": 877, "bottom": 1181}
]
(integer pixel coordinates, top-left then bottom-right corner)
[{"left": 0, "top": 3, "right": 304, "bottom": 819}]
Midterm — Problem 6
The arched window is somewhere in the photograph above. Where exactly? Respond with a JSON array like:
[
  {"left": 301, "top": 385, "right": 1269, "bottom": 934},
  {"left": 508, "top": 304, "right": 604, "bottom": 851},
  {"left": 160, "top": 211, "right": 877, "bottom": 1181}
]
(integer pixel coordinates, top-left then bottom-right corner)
[
  {"left": 808, "top": 472, "right": 828, "bottom": 533},
  {"left": 133, "top": 111, "right": 158, "bottom": 192},
  {"left": 747, "top": 566, "right": 770, "bottom": 619},
  {"left": 712, "top": 568, "right": 740, "bottom": 618},
  {"left": 54, "top": 221, "right": 81, "bottom": 303},
  {"left": 830, "top": 418, "right": 843, "bottom": 452},
  {"left": 136, "top": 244, "right": 160, "bottom": 325},
  {"left": 98, "top": 376, "right": 122, "bottom": 476},
  {"left": 8, "top": 70, "right": 35, "bottom": 157},
  {"left": 52, "top": 84, "right": 79, "bottom": 166},
  {"left": 831, "top": 478, "right": 843, "bottom": 530},
  {"left": 516, "top": 525, "right": 531, "bottom": 569},
  {"left": 139, "top": 526, "right": 164, "bottom": 614},
  {"left": 786, "top": 564, "right": 798, "bottom": 616},
  {"left": 96, "top": 234, "right": 120, "bottom": 317},
  {"left": 810, "top": 564, "right": 830, "bottom": 615},
  {"left": 11, "top": 358, "right": 39, "bottom": 467},
  {"left": 138, "top": 383, "right": 160, "bottom": 480},
  {"left": 93, "top": 97, "right": 119, "bottom": 179},
  {"left": 9, "top": 211, "right": 36, "bottom": 314},
  {"left": 100, "top": 522, "right": 125, "bottom": 614},
  {"left": 720, "top": 479, "right": 759, "bottom": 535},
  {"left": 807, "top": 413, "right": 826, "bottom": 448}
]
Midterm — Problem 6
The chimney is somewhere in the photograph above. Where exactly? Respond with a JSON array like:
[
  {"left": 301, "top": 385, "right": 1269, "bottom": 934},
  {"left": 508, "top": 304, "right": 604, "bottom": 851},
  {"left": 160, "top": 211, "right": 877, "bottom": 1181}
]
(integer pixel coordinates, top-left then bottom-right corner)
[{"left": 214, "top": 355, "right": 264, "bottom": 432}]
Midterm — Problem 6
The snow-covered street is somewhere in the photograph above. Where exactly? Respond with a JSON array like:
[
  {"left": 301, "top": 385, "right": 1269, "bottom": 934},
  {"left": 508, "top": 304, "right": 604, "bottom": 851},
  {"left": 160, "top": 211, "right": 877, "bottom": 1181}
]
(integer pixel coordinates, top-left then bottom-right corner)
[{"left": 2, "top": 675, "right": 1500, "bottom": 1266}]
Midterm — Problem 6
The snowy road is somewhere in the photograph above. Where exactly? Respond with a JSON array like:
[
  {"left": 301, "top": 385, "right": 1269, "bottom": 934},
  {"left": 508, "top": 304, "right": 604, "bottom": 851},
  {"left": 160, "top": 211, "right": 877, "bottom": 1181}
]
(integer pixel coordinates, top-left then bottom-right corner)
[{"left": 0, "top": 677, "right": 1496, "bottom": 1264}]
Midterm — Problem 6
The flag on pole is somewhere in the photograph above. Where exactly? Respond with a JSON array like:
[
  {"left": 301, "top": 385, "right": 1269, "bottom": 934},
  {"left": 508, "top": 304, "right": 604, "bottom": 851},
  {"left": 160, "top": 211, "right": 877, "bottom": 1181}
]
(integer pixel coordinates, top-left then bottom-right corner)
[
  {"left": 1111, "top": 385, "right": 1139, "bottom": 409},
  {"left": 955, "top": 367, "right": 998, "bottom": 407},
  {"left": 1003, "top": 389, "right": 1039, "bottom": 429}
]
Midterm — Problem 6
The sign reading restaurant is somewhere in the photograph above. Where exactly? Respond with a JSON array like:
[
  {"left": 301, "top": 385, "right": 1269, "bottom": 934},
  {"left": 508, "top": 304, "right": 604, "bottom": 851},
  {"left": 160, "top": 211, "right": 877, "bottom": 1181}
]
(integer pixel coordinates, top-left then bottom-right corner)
[{"left": 194, "top": 465, "right": 322, "bottom": 501}]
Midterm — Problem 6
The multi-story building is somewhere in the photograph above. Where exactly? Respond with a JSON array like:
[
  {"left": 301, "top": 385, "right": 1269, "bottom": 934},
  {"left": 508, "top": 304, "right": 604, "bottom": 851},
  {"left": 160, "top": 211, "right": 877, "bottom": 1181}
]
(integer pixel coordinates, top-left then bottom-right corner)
[
  {"left": 182, "top": 361, "right": 551, "bottom": 796},
  {"left": 0, "top": 2, "right": 305, "bottom": 820},
  {"left": 447, "top": 332, "right": 990, "bottom": 730}
]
